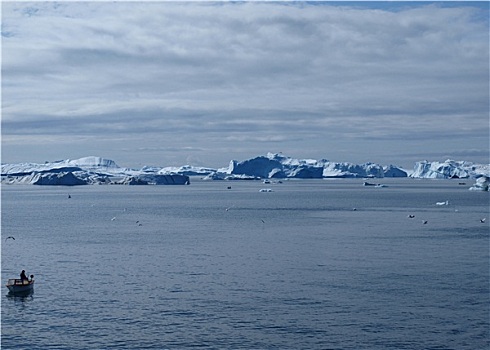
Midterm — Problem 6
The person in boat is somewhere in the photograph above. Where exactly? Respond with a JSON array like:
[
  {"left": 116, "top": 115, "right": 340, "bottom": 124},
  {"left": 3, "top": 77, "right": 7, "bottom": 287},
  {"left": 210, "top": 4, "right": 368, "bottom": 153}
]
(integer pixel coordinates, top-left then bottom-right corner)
[{"left": 20, "top": 270, "right": 28, "bottom": 282}]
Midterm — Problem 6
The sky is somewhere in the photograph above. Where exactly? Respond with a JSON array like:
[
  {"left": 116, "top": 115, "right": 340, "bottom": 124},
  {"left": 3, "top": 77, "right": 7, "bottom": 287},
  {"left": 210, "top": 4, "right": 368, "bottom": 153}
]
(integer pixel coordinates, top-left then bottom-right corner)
[{"left": 1, "top": 1, "right": 489, "bottom": 169}]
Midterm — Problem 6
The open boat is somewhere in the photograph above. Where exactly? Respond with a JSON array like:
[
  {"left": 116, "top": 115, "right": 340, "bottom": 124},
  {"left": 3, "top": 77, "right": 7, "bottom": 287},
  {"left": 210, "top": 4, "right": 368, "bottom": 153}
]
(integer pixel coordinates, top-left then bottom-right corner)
[{"left": 6, "top": 278, "right": 34, "bottom": 295}]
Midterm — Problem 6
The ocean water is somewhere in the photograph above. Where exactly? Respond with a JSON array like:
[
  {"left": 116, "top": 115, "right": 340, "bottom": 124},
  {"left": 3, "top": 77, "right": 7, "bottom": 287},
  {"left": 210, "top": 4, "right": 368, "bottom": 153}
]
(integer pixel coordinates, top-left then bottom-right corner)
[{"left": 1, "top": 179, "right": 489, "bottom": 349}]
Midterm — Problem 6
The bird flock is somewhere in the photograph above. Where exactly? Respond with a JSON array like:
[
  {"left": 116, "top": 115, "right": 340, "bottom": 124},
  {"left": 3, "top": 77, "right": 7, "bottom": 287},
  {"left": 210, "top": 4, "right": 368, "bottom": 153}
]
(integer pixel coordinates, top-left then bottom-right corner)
[{"left": 403, "top": 200, "right": 487, "bottom": 226}]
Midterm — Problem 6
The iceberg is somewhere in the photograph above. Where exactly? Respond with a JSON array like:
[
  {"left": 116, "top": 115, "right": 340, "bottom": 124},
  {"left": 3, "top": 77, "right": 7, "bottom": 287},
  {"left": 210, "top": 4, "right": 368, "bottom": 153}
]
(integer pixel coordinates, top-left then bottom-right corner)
[
  {"left": 137, "top": 174, "right": 190, "bottom": 185},
  {"left": 383, "top": 165, "right": 409, "bottom": 178},
  {"left": 224, "top": 153, "right": 406, "bottom": 179},
  {"left": 469, "top": 176, "right": 489, "bottom": 191},
  {"left": 202, "top": 172, "right": 226, "bottom": 181},
  {"left": 259, "top": 188, "right": 274, "bottom": 192},
  {"left": 226, "top": 155, "right": 285, "bottom": 178},
  {"left": 1, "top": 156, "right": 189, "bottom": 186},
  {"left": 410, "top": 160, "right": 489, "bottom": 179},
  {"left": 2, "top": 153, "right": 487, "bottom": 185},
  {"left": 2, "top": 172, "right": 88, "bottom": 186},
  {"left": 66, "top": 156, "right": 119, "bottom": 169},
  {"left": 225, "top": 153, "right": 326, "bottom": 179},
  {"left": 158, "top": 165, "right": 216, "bottom": 177},
  {"left": 112, "top": 174, "right": 188, "bottom": 185},
  {"left": 322, "top": 162, "right": 386, "bottom": 178}
]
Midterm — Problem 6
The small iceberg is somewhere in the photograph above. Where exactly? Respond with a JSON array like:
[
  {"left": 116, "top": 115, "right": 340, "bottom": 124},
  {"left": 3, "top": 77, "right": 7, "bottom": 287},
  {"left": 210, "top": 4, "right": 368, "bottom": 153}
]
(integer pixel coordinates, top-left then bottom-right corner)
[
  {"left": 363, "top": 182, "right": 387, "bottom": 188},
  {"left": 469, "top": 176, "right": 489, "bottom": 191}
]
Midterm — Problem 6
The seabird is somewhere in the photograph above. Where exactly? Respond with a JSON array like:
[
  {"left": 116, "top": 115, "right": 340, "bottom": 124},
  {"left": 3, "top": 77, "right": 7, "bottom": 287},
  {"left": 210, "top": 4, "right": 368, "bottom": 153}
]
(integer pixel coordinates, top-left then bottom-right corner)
[
  {"left": 408, "top": 215, "right": 415, "bottom": 218},
  {"left": 481, "top": 218, "right": 486, "bottom": 223},
  {"left": 436, "top": 200, "right": 449, "bottom": 206},
  {"left": 422, "top": 220, "right": 428, "bottom": 224},
  {"left": 111, "top": 217, "right": 116, "bottom": 221},
  {"left": 5, "top": 236, "right": 15, "bottom": 241}
]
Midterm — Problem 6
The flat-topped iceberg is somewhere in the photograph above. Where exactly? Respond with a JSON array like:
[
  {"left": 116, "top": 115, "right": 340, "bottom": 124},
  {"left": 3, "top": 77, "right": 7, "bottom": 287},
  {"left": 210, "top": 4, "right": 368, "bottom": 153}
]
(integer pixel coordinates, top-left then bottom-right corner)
[
  {"left": 410, "top": 160, "right": 489, "bottom": 179},
  {"left": 1, "top": 156, "right": 189, "bottom": 186},
  {"left": 2, "top": 171, "right": 88, "bottom": 186},
  {"left": 1, "top": 156, "right": 121, "bottom": 176},
  {"left": 158, "top": 165, "right": 216, "bottom": 177},
  {"left": 223, "top": 153, "right": 406, "bottom": 179},
  {"left": 65, "top": 156, "right": 119, "bottom": 169},
  {"left": 225, "top": 154, "right": 325, "bottom": 179},
  {"left": 216, "top": 153, "right": 488, "bottom": 180}
]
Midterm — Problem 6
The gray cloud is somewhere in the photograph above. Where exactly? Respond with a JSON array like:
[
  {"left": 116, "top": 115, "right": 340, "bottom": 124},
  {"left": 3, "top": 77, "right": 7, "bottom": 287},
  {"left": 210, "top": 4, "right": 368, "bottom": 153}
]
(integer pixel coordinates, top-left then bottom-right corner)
[{"left": 2, "top": 2, "right": 488, "bottom": 167}]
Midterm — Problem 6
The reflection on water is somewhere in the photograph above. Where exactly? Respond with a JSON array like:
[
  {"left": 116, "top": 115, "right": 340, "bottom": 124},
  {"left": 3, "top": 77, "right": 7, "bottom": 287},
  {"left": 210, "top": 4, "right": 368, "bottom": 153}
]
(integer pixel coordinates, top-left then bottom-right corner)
[{"left": 5, "top": 292, "right": 34, "bottom": 304}]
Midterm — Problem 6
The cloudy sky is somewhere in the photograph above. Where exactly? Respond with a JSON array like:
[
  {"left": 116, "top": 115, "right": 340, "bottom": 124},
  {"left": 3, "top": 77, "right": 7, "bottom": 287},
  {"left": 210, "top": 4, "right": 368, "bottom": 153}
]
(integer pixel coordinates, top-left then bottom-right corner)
[{"left": 2, "top": 1, "right": 488, "bottom": 169}]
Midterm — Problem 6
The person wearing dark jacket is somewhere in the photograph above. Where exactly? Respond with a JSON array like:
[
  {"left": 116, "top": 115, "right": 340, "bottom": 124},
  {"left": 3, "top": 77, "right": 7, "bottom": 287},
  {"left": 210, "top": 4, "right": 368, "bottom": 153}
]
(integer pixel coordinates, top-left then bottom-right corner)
[{"left": 20, "top": 270, "right": 28, "bottom": 281}]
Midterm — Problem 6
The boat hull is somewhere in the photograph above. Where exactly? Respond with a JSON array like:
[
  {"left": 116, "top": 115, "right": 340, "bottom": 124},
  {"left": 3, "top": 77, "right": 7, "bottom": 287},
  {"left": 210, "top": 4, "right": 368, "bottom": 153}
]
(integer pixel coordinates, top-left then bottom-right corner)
[{"left": 6, "top": 279, "right": 34, "bottom": 295}]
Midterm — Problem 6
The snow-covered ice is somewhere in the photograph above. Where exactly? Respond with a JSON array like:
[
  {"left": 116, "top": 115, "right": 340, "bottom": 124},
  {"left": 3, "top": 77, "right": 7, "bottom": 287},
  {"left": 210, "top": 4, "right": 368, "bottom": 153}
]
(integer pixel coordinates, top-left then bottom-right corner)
[
  {"left": 2, "top": 153, "right": 489, "bottom": 185},
  {"left": 1, "top": 156, "right": 189, "bottom": 186}
]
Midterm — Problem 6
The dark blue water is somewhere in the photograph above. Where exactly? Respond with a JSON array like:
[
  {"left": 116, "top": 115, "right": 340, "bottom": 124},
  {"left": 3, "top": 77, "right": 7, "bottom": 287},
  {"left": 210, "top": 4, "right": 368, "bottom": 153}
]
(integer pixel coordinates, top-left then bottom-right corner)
[{"left": 2, "top": 179, "right": 489, "bottom": 349}]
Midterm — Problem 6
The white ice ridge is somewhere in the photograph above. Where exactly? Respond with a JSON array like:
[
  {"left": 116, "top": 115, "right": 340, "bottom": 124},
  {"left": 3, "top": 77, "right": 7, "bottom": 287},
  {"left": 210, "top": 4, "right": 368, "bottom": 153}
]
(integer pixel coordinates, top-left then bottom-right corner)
[{"left": 2, "top": 153, "right": 489, "bottom": 185}]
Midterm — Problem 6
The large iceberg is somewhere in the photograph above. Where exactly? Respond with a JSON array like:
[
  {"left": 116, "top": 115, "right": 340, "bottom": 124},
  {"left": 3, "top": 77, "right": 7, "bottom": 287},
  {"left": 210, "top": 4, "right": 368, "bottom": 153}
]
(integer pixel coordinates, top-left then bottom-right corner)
[
  {"left": 2, "top": 171, "right": 88, "bottom": 186},
  {"left": 410, "top": 160, "right": 489, "bottom": 179},
  {"left": 1, "top": 156, "right": 190, "bottom": 186},
  {"left": 223, "top": 153, "right": 406, "bottom": 179},
  {"left": 225, "top": 153, "right": 325, "bottom": 179},
  {"left": 219, "top": 154, "right": 487, "bottom": 180}
]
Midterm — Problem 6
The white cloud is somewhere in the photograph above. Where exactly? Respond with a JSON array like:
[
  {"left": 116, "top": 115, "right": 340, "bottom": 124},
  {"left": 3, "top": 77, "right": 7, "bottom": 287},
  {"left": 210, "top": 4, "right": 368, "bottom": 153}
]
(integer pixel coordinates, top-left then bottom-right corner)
[{"left": 1, "top": 2, "right": 488, "bottom": 167}]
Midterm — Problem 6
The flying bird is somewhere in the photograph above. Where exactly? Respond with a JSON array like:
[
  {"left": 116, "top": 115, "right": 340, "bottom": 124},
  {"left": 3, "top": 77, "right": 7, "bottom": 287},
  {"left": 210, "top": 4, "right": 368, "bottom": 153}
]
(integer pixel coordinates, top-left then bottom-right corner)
[
  {"left": 111, "top": 217, "right": 116, "bottom": 221},
  {"left": 422, "top": 220, "right": 428, "bottom": 225},
  {"left": 408, "top": 215, "right": 415, "bottom": 218},
  {"left": 436, "top": 200, "right": 449, "bottom": 206},
  {"left": 5, "top": 236, "right": 15, "bottom": 241},
  {"left": 481, "top": 218, "right": 486, "bottom": 223}
]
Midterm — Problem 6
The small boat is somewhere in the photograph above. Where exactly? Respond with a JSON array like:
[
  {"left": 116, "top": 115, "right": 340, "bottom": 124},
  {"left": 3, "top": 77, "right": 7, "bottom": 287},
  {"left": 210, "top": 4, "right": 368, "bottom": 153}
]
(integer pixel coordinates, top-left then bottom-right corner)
[{"left": 6, "top": 278, "right": 34, "bottom": 295}]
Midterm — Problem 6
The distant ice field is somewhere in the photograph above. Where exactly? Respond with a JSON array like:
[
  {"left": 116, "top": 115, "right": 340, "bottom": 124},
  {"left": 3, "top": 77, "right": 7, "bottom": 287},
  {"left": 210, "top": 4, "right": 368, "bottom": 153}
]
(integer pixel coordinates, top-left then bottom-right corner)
[{"left": 2, "top": 179, "right": 489, "bottom": 349}]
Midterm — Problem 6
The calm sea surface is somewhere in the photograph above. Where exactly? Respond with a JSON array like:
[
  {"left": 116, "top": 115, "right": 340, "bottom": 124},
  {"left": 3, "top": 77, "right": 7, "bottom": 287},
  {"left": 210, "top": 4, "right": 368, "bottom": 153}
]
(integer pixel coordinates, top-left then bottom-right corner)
[{"left": 1, "top": 179, "right": 489, "bottom": 349}]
